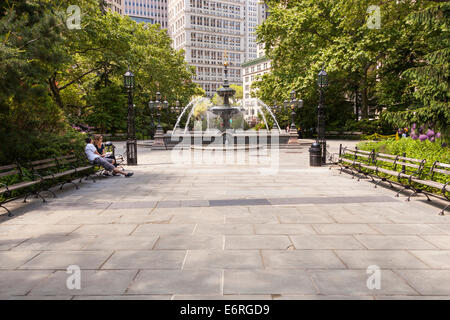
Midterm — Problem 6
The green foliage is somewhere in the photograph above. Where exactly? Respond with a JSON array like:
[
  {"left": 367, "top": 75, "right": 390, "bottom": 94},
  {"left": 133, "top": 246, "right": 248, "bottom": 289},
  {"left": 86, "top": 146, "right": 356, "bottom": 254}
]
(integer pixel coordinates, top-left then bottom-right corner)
[
  {"left": 358, "top": 138, "right": 449, "bottom": 164},
  {"left": 255, "top": 0, "right": 448, "bottom": 139},
  {"left": 0, "top": 0, "right": 203, "bottom": 164}
]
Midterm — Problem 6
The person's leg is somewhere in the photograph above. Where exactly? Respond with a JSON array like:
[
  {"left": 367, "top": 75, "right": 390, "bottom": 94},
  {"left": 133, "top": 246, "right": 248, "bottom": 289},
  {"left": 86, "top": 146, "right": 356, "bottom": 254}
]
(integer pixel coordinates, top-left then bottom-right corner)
[{"left": 95, "top": 157, "right": 133, "bottom": 177}]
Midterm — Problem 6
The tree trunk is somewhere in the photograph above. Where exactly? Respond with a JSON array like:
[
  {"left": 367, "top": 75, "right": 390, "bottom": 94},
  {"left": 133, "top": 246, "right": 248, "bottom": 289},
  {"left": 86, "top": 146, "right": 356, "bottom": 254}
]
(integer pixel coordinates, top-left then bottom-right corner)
[
  {"left": 361, "top": 69, "right": 369, "bottom": 119},
  {"left": 48, "top": 74, "right": 64, "bottom": 109}
]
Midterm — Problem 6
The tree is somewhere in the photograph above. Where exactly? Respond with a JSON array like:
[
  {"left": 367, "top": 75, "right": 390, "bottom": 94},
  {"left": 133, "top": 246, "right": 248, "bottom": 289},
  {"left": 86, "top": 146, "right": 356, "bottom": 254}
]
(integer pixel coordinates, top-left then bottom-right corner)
[{"left": 253, "top": 0, "right": 441, "bottom": 136}]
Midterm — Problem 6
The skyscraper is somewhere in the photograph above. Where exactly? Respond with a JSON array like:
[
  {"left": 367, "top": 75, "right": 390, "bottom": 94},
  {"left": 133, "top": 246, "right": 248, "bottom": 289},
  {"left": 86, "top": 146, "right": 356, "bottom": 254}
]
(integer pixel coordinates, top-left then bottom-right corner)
[
  {"left": 168, "top": 0, "right": 245, "bottom": 97},
  {"left": 123, "top": 0, "right": 168, "bottom": 27}
]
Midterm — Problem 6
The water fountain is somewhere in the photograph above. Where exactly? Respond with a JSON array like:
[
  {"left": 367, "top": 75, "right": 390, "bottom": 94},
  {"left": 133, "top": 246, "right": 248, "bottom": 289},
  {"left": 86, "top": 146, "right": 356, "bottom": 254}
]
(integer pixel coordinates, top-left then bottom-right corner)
[{"left": 158, "top": 59, "right": 306, "bottom": 150}]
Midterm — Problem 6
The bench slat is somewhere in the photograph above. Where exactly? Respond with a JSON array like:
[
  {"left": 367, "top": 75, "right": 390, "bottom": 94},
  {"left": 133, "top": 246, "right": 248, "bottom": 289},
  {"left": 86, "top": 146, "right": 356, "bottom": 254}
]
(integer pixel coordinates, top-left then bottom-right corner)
[
  {"left": 0, "top": 164, "right": 18, "bottom": 171},
  {"left": 0, "top": 170, "right": 19, "bottom": 177}
]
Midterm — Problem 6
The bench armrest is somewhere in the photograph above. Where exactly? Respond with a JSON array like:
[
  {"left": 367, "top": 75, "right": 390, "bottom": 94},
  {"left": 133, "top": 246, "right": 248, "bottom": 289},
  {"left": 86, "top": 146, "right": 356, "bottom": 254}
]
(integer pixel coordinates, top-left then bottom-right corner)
[{"left": 0, "top": 182, "right": 9, "bottom": 193}]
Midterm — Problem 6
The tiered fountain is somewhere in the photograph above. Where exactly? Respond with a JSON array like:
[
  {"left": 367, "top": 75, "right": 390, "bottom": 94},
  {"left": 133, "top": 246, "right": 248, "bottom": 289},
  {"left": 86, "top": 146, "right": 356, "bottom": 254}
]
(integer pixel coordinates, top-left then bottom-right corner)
[{"left": 160, "top": 59, "right": 305, "bottom": 150}]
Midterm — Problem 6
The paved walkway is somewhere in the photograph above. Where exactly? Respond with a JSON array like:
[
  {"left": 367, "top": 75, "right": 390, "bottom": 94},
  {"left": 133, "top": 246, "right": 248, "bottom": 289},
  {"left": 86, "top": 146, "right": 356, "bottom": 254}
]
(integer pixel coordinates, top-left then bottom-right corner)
[{"left": 0, "top": 141, "right": 449, "bottom": 300}]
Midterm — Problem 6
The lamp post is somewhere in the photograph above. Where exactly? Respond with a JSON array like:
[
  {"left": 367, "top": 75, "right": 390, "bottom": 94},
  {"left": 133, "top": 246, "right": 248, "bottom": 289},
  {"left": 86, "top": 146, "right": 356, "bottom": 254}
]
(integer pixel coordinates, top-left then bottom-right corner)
[
  {"left": 124, "top": 68, "right": 137, "bottom": 165},
  {"left": 317, "top": 67, "right": 328, "bottom": 164},
  {"left": 284, "top": 89, "right": 303, "bottom": 145},
  {"left": 149, "top": 91, "right": 169, "bottom": 150}
]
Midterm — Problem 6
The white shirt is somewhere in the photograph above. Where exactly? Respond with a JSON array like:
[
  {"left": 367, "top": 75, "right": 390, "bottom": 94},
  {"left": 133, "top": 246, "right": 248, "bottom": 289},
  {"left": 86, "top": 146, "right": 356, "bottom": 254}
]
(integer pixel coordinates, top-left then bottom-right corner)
[{"left": 85, "top": 143, "right": 101, "bottom": 162}]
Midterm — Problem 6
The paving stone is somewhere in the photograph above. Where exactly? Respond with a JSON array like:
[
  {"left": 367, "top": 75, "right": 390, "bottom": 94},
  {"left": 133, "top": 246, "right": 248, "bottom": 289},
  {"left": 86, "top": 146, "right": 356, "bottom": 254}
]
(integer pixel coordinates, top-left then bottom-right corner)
[
  {"left": 109, "top": 201, "right": 157, "bottom": 209},
  {"left": 71, "top": 224, "right": 137, "bottom": 236},
  {"left": 172, "top": 295, "right": 273, "bottom": 300},
  {"left": 223, "top": 270, "right": 316, "bottom": 295},
  {"left": 313, "top": 224, "right": 379, "bottom": 235},
  {"left": 254, "top": 224, "right": 316, "bottom": 235},
  {"left": 274, "top": 295, "right": 374, "bottom": 300},
  {"left": 409, "top": 250, "right": 450, "bottom": 269},
  {"left": 329, "top": 212, "right": 392, "bottom": 224},
  {"left": 355, "top": 235, "right": 438, "bottom": 250},
  {"left": 57, "top": 215, "right": 119, "bottom": 225},
  {"left": 126, "top": 270, "right": 221, "bottom": 295},
  {"left": 73, "top": 295, "right": 172, "bottom": 300},
  {"left": 0, "top": 235, "right": 29, "bottom": 250},
  {"left": 16, "top": 225, "right": 79, "bottom": 237},
  {"left": 102, "top": 250, "right": 186, "bottom": 269},
  {"left": 374, "top": 295, "right": 450, "bottom": 300},
  {"left": 154, "top": 235, "right": 223, "bottom": 250},
  {"left": 310, "top": 270, "right": 417, "bottom": 296},
  {"left": 171, "top": 213, "right": 224, "bottom": 224},
  {"left": 262, "top": 250, "right": 345, "bottom": 269},
  {"left": 370, "top": 224, "right": 446, "bottom": 235},
  {"left": 225, "top": 235, "right": 291, "bottom": 250},
  {"left": 421, "top": 235, "right": 450, "bottom": 249},
  {"left": 0, "top": 251, "right": 41, "bottom": 269},
  {"left": 335, "top": 250, "right": 429, "bottom": 269},
  {"left": 29, "top": 270, "right": 136, "bottom": 296},
  {"left": 433, "top": 224, "right": 450, "bottom": 234},
  {"left": 83, "top": 236, "right": 159, "bottom": 250},
  {"left": 395, "top": 270, "right": 450, "bottom": 295},
  {"left": 225, "top": 214, "right": 278, "bottom": 224},
  {"left": 290, "top": 235, "right": 365, "bottom": 249},
  {"left": 0, "top": 271, "right": 52, "bottom": 295},
  {"left": 184, "top": 250, "right": 263, "bottom": 269},
  {"left": 13, "top": 235, "right": 97, "bottom": 251},
  {"left": 133, "top": 224, "right": 195, "bottom": 235},
  {"left": 19, "top": 251, "right": 112, "bottom": 270},
  {"left": 195, "top": 224, "right": 254, "bottom": 235},
  {"left": 277, "top": 213, "right": 334, "bottom": 224},
  {"left": 5, "top": 295, "right": 73, "bottom": 300}
]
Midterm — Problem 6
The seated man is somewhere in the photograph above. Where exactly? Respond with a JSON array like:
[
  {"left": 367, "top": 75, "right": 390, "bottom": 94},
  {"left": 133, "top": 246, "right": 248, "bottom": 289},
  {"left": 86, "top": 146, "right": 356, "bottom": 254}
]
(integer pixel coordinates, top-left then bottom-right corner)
[{"left": 85, "top": 137, "right": 133, "bottom": 177}]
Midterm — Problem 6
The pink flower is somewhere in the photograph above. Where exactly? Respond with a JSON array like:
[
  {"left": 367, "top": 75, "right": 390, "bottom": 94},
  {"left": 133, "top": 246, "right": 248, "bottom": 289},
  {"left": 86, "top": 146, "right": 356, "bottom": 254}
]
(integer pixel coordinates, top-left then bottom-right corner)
[
  {"left": 426, "top": 129, "right": 435, "bottom": 138},
  {"left": 436, "top": 132, "right": 441, "bottom": 139},
  {"left": 419, "top": 134, "right": 428, "bottom": 142}
]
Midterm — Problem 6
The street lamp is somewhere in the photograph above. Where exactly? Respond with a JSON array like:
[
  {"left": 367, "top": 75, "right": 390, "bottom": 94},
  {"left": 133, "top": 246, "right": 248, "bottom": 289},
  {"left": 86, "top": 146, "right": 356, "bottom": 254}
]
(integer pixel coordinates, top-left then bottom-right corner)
[
  {"left": 123, "top": 68, "right": 137, "bottom": 165},
  {"left": 149, "top": 91, "right": 169, "bottom": 150},
  {"left": 317, "top": 67, "right": 328, "bottom": 164},
  {"left": 285, "top": 89, "right": 303, "bottom": 145}
]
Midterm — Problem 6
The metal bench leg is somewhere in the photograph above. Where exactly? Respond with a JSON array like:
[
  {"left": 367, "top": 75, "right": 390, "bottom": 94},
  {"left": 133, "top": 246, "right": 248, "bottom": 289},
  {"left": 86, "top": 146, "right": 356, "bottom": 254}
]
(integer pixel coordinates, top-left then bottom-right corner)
[
  {"left": 395, "top": 186, "right": 410, "bottom": 198},
  {"left": 0, "top": 204, "right": 13, "bottom": 217},
  {"left": 439, "top": 204, "right": 449, "bottom": 216}
]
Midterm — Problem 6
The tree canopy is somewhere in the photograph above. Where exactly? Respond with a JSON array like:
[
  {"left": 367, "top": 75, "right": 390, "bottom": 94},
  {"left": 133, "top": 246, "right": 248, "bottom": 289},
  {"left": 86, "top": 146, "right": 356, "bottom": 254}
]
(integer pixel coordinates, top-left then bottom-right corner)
[
  {"left": 0, "top": 0, "right": 203, "bottom": 163},
  {"left": 254, "top": 0, "right": 449, "bottom": 136}
]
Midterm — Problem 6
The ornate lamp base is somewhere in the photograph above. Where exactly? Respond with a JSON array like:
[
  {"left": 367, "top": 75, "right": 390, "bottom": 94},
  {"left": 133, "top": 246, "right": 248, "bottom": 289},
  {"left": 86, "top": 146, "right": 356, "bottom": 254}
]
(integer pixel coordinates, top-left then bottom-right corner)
[
  {"left": 152, "top": 126, "right": 166, "bottom": 150},
  {"left": 287, "top": 125, "right": 300, "bottom": 145}
]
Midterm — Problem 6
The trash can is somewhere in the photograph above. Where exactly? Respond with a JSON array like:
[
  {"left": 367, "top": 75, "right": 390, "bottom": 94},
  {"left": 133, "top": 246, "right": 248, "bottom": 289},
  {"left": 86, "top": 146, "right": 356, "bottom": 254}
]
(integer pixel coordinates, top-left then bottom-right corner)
[{"left": 309, "top": 142, "right": 322, "bottom": 167}]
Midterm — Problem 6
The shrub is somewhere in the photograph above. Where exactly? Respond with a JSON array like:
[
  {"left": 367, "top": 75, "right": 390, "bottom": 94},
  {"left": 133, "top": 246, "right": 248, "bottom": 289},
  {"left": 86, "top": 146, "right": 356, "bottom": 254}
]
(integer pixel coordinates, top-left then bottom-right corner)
[{"left": 357, "top": 138, "right": 450, "bottom": 164}]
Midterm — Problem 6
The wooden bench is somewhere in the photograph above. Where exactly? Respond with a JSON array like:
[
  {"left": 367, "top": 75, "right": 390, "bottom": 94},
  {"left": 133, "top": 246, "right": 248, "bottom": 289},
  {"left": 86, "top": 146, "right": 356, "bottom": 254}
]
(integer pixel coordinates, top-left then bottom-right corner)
[
  {"left": 338, "top": 146, "right": 375, "bottom": 181},
  {"left": 0, "top": 163, "right": 43, "bottom": 216},
  {"left": 338, "top": 146, "right": 449, "bottom": 215}
]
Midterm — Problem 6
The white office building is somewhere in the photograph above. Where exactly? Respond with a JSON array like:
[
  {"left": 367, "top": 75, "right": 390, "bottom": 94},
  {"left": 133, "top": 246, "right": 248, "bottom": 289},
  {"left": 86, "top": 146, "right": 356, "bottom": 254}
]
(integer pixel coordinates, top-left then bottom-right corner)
[
  {"left": 123, "top": 0, "right": 168, "bottom": 27},
  {"left": 168, "top": 0, "right": 245, "bottom": 97}
]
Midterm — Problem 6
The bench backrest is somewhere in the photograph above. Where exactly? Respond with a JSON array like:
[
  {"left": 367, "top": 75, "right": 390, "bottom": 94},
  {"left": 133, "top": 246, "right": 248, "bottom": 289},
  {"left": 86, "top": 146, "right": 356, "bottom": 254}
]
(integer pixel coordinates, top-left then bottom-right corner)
[
  {"left": 341, "top": 147, "right": 375, "bottom": 164},
  {"left": 0, "top": 163, "right": 21, "bottom": 178},
  {"left": 375, "top": 152, "right": 426, "bottom": 177},
  {"left": 29, "top": 158, "right": 59, "bottom": 172},
  {"left": 55, "top": 154, "right": 79, "bottom": 168},
  {"left": 426, "top": 161, "right": 450, "bottom": 182}
]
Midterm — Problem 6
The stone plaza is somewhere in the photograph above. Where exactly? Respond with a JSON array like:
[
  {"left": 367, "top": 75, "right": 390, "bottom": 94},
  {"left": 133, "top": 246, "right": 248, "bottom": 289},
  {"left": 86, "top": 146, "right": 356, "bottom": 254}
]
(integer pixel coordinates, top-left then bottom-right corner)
[{"left": 0, "top": 141, "right": 449, "bottom": 300}]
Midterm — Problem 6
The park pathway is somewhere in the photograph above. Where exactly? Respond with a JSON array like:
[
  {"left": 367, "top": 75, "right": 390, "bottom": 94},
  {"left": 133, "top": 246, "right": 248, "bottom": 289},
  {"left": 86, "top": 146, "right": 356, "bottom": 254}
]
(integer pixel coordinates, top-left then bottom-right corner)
[{"left": 0, "top": 141, "right": 449, "bottom": 300}]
